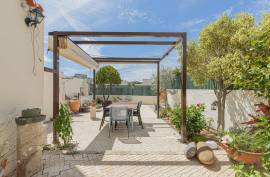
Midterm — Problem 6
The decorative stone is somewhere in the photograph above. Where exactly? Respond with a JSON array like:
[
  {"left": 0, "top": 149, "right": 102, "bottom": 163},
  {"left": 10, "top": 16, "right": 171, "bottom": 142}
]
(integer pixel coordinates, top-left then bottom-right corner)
[
  {"left": 197, "top": 141, "right": 215, "bottom": 165},
  {"left": 16, "top": 108, "right": 45, "bottom": 126},
  {"left": 184, "top": 142, "right": 197, "bottom": 159},
  {"left": 206, "top": 140, "right": 218, "bottom": 150},
  {"left": 22, "top": 108, "right": 41, "bottom": 117},
  {"left": 15, "top": 115, "right": 45, "bottom": 125}
]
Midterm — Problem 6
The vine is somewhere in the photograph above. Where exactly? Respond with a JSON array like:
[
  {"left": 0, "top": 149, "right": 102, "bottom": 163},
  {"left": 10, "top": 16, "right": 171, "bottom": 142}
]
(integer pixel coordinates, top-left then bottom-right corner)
[{"left": 54, "top": 103, "right": 73, "bottom": 146}]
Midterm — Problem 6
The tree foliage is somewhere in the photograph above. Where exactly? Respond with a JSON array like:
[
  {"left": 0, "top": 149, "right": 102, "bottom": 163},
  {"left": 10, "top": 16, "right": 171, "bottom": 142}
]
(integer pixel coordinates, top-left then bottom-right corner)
[
  {"left": 151, "top": 67, "right": 179, "bottom": 92},
  {"left": 234, "top": 14, "right": 270, "bottom": 103},
  {"left": 96, "top": 66, "right": 121, "bottom": 101},
  {"left": 187, "top": 13, "right": 256, "bottom": 130}
]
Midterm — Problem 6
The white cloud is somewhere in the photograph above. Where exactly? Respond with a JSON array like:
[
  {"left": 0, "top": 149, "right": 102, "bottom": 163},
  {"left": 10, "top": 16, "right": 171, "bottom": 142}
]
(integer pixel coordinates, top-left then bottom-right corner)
[
  {"left": 80, "top": 44, "right": 103, "bottom": 57},
  {"left": 178, "top": 6, "right": 235, "bottom": 31},
  {"left": 59, "top": 9, "right": 89, "bottom": 31},
  {"left": 58, "top": 9, "right": 104, "bottom": 57},
  {"left": 223, "top": 7, "right": 233, "bottom": 16},
  {"left": 43, "top": 0, "right": 98, "bottom": 26},
  {"left": 117, "top": 1, "right": 162, "bottom": 24},
  {"left": 250, "top": 0, "right": 270, "bottom": 15},
  {"left": 178, "top": 18, "right": 207, "bottom": 29},
  {"left": 60, "top": 66, "right": 89, "bottom": 76},
  {"left": 120, "top": 65, "right": 156, "bottom": 81}
]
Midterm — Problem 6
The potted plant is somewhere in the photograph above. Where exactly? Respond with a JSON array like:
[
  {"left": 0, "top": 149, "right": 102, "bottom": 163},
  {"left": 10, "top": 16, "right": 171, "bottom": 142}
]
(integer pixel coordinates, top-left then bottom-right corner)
[
  {"left": 160, "top": 107, "right": 171, "bottom": 121},
  {"left": 220, "top": 134, "right": 262, "bottom": 164},
  {"left": 69, "top": 99, "right": 80, "bottom": 113},
  {"left": 220, "top": 115, "right": 269, "bottom": 165}
]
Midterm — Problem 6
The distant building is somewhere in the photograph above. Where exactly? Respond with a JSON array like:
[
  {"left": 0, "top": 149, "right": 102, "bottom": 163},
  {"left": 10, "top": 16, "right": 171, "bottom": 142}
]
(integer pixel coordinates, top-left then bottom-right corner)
[
  {"left": 142, "top": 79, "right": 153, "bottom": 85},
  {"left": 121, "top": 80, "right": 129, "bottom": 85},
  {"left": 74, "top": 73, "right": 87, "bottom": 79},
  {"left": 61, "top": 74, "right": 89, "bottom": 98},
  {"left": 129, "top": 81, "right": 142, "bottom": 85}
]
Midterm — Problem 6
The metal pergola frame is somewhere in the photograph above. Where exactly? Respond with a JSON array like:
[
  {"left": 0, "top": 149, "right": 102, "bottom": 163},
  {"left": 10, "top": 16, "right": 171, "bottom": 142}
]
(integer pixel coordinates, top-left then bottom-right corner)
[{"left": 49, "top": 31, "right": 187, "bottom": 143}]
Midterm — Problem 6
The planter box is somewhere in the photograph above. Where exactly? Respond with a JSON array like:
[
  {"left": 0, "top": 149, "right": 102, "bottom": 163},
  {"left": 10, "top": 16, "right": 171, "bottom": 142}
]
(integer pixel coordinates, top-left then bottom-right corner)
[{"left": 220, "top": 143, "right": 262, "bottom": 164}]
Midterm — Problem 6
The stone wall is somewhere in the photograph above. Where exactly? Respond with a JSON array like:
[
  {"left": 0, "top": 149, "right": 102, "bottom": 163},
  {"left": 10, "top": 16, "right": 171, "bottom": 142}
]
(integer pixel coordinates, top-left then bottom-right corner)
[
  {"left": 0, "top": 115, "right": 17, "bottom": 175},
  {"left": 0, "top": 0, "right": 44, "bottom": 175},
  {"left": 16, "top": 122, "right": 46, "bottom": 177}
]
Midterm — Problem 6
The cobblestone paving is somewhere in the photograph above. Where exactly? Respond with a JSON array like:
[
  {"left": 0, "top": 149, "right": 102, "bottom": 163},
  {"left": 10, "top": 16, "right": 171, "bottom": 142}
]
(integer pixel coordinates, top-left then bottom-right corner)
[{"left": 37, "top": 105, "right": 234, "bottom": 177}]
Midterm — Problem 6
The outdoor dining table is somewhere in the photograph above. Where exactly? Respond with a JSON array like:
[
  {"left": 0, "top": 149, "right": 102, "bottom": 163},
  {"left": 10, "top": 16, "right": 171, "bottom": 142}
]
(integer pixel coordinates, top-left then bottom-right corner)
[{"left": 106, "top": 102, "right": 137, "bottom": 130}]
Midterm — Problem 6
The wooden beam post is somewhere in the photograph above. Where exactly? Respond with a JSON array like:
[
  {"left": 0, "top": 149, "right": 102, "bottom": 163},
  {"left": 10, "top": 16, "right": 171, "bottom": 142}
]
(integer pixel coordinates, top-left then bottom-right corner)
[
  {"left": 157, "top": 62, "right": 160, "bottom": 118},
  {"left": 52, "top": 33, "right": 59, "bottom": 144},
  {"left": 93, "top": 70, "right": 96, "bottom": 100},
  {"left": 181, "top": 33, "right": 187, "bottom": 143}
]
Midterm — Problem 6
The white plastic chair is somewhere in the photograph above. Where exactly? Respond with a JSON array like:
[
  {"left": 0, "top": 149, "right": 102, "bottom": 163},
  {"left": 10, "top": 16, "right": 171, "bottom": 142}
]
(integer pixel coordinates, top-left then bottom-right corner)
[{"left": 109, "top": 107, "right": 130, "bottom": 138}]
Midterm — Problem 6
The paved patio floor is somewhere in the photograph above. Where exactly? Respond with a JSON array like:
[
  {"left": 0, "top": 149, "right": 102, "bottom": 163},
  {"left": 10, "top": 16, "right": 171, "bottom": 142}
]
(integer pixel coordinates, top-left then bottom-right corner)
[{"left": 37, "top": 105, "right": 234, "bottom": 177}]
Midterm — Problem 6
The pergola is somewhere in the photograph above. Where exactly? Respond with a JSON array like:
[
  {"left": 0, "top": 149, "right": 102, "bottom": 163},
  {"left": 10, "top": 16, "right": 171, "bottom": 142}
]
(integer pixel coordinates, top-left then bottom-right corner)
[{"left": 48, "top": 31, "right": 187, "bottom": 143}]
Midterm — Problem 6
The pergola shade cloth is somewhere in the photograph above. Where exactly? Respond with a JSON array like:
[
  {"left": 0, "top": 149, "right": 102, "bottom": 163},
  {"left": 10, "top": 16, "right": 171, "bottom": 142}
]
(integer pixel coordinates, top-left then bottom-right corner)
[{"left": 48, "top": 35, "right": 99, "bottom": 70}]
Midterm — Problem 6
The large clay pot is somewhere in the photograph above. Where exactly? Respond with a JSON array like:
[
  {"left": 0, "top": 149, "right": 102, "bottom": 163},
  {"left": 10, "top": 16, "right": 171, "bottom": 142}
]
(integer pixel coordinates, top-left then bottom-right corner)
[
  {"left": 220, "top": 143, "right": 262, "bottom": 164},
  {"left": 69, "top": 99, "right": 80, "bottom": 113}
]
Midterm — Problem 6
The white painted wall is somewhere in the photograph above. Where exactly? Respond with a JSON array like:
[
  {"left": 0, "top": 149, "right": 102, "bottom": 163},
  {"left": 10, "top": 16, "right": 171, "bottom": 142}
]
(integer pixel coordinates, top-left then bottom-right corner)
[
  {"left": 43, "top": 71, "right": 53, "bottom": 121},
  {"left": 0, "top": 0, "right": 44, "bottom": 174},
  {"left": 62, "top": 77, "right": 89, "bottom": 98},
  {"left": 167, "top": 89, "right": 265, "bottom": 130},
  {"left": 43, "top": 72, "right": 89, "bottom": 120}
]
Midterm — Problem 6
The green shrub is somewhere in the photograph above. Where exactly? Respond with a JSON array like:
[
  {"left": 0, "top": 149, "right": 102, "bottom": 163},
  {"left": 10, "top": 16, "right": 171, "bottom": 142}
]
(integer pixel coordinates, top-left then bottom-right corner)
[
  {"left": 54, "top": 103, "right": 73, "bottom": 146},
  {"left": 169, "top": 105, "right": 182, "bottom": 129},
  {"left": 160, "top": 107, "right": 171, "bottom": 119},
  {"left": 232, "top": 163, "right": 263, "bottom": 177},
  {"left": 169, "top": 104, "right": 207, "bottom": 140}
]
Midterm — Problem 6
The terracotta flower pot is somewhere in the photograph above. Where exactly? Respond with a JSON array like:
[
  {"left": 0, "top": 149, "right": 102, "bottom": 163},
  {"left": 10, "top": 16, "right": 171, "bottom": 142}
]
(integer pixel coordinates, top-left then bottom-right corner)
[
  {"left": 69, "top": 100, "right": 80, "bottom": 113},
  {"left": 219, "top": 143, "right": 262, "bottom": 164}
]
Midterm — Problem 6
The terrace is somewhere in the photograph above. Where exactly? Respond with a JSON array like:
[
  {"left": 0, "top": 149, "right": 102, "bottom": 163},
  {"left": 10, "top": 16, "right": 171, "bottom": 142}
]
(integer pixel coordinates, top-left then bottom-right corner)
[
  {"left": 1, "top": 1, "right": 269, "bottom": 177},
  {"left": 40, "top": 106, "right": 233, "bottom": 177}
]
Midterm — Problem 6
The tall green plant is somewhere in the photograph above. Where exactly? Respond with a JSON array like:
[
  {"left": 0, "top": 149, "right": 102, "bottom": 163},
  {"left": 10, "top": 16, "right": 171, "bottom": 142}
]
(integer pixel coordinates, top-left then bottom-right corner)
[
  {"left": 96, "top": 66, "right": 121, "bottom": 101},
  {"left": 186, "top": 13, "right": 256, "bottom": 130},
  {"left": 54, "top": 103, "right": 73, "bottom": 146}
]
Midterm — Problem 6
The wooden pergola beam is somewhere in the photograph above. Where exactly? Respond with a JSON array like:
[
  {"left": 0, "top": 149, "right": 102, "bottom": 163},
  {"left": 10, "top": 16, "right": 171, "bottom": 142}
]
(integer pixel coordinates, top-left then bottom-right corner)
[
  {"left": 93, "top": 57, "right": 160, "bottom": 64},
  {"left": 160, "top": 45, "right": 176, "bottom": 61},
  {"left": 73, "top": 40, "right": 177, "bottom": 45},
  {"left": 93, "top": 70, "right": 96, "bottom": 100},
  {"left": 157, "top": 62, "right": 160, "bottom": 118},
  {"left": 52, "top": 34, "right": 59, "bottom": 144},
  {"left": 180, "top": 33, "right": 187, "bottom": 143},
  {"left": 160, "top": 39, "right": 182, "bottom": 61},
  {"left": 49, "top": 31, "right": 185, "bottom": 37}
]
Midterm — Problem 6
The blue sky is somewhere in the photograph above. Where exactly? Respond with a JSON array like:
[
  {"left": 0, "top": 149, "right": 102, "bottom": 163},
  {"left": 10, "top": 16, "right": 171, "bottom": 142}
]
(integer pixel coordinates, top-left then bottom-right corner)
[{"left": 40, "top": 0, "right": 270, "bottom": 81}]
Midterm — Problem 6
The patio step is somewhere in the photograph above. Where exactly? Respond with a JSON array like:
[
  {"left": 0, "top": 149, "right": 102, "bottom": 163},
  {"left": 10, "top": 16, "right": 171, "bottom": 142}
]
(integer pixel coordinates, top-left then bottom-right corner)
[
  {"left": 76, "top": 150, "right": 183, "bottom": 155},
  {"left": 76, "top": 149, "right": 227, "bottom": 156}
]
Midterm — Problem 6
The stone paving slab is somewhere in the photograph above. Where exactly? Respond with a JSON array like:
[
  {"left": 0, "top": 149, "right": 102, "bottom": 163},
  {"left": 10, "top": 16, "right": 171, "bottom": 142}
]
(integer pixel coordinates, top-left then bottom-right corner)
[
  {"left": 40, "top": 105, "right": 234, "bottom": 177},
  {"left": 34, "top": 150, "right": 233, "bottom": 177}
]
